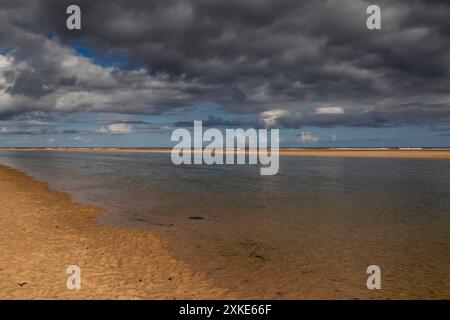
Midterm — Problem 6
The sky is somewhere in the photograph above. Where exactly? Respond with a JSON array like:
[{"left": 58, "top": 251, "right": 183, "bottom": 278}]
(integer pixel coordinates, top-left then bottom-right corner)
[{"left": 0, "top": 0, "right": 449, "bottom": 147}]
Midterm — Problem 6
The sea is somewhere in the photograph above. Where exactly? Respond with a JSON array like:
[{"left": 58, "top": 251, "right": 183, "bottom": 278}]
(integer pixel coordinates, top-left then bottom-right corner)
[{"left": 1, "top": 150, "right": 450, "bottom": 298}]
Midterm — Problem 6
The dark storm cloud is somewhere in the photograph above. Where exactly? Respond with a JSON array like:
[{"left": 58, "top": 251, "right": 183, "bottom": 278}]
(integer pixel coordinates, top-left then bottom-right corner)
[
  {"left": 174, "top": 115, "right": 257, "bottom": 127},
  {"left": 6, "top": 69, "right": 54, "bottom": 97},
  {"left": 0, "top": 0, "right": 450, "bottom": 128}
]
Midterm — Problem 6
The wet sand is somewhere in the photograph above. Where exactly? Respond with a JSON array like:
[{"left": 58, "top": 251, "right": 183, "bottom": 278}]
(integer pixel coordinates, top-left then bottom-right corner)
[
  {"left": 2, "top": 152, "right": 450, "bottom": 300},
  {"left": 0, "top": 164, "right": 230, "bottom": 299},
  {"left": 1, "top": 148, "right": 450, "bottom": 159}
]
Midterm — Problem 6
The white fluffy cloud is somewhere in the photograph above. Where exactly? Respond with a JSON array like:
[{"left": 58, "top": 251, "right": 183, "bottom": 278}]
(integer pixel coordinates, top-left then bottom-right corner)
[
  {"left": 315, "top": 107, "right": 344, "bottom": 114},
  {"left": 299, "top": 131, "right": 319, "bottom": 143},
  {"left": 0, "top": 31, "right": 211, "bottom": 118},
  {"left": 96, "top": 123, "right": 133, "bottom": 134},
  {"left": 258, "top": 109, "right": 303, "bottom": 128},
  {"left": 259, "top": 109, "right": 292, "bottom": 127}
]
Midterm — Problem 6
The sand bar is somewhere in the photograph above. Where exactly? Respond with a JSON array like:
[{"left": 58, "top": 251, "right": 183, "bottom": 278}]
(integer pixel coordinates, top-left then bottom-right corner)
[{"left": 1, "top": 148, "right": 450, "bottom": 159}]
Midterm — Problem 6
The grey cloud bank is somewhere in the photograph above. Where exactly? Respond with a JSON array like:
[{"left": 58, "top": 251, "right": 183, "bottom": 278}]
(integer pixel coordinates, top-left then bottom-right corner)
[{"left": 0, "top": 0, "right": 449, "bottom": 134}]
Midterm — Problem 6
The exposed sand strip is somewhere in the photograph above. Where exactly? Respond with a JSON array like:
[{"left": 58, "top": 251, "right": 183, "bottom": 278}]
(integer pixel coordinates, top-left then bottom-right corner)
[{"left": 1, "top": 148, "right": 450, "bottom": 159}]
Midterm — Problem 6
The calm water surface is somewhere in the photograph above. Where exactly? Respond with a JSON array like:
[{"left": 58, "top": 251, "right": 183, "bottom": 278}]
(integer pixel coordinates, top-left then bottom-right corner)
[{"left": 1, "top": 150, "right": 450, "bottom": 298}]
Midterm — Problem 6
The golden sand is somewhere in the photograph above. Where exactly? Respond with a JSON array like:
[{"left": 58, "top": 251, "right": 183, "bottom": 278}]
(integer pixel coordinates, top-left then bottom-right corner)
[
  {"left": 279, "top": 148, "right": 450, "bottom": 159},
  {"left": 1, "top": 148, "right": 450, "bottom": 159},
  {"left": 0, "top": 164, "right": 231, "bottom": 299}
]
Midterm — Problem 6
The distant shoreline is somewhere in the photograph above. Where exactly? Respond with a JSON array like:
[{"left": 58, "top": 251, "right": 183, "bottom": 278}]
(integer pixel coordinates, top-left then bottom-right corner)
[{"left": 1, "top": 147, "right": 450, "bottom": 159}]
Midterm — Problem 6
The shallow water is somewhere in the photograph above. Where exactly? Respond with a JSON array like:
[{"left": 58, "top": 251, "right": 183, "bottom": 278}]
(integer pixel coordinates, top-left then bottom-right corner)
[{"left": 1, "top": 150, "right": 450, "bottom": 298}]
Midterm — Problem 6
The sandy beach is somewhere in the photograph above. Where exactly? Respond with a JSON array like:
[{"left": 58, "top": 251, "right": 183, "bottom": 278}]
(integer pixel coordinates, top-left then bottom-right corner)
[
  {"left": 0, "top": 164, "right": 230, "bottom": 299},
  {"left": 1, "top": 148, "right": 450, "bottom": 159}
]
